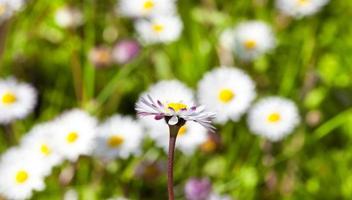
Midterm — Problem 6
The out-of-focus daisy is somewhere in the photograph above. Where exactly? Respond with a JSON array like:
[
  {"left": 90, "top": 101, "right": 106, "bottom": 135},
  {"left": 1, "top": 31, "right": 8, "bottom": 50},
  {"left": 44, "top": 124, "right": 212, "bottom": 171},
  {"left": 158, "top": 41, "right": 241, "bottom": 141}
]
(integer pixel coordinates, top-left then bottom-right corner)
[
  {"left": 0, "top": 0, "right": 26, "bottom": 23},
  {"left": 247, "top": 97, "right": 300, "bottom": 141},
  {"left": 88, "top": 46, "right": 112, "bottom": 68},
  {"left": 52, "top": 109, "right": 97, "bottom": 161},
  {"left": 55, "top": 6, "right": 83, "bottom": 28},
  {"left": 232, "top": 21, "right": 275, "bottom": 60},
  {"left": 94, "top": 115, "right": 144, "bottom": 161},
  {"left": 184, "top": 178, "right": 212, "bottom": 200},
  {"left": 0, "top": 149, "right": 46, "bottom": 200},
  {"left": 0, "top": 78, "right": 37, "bottom": 124},
  {"left": 118, "top": 0, "right": 176, "bottom": 18},
  {"left": 112, "top": 40, "right": 140, "bottom": 64},
  {"left": 146, "top": 120, "right": 208, "bottom": 155},
  {"left": 219, "top": 28, "right": 235, "bottom": 52},
  {"left": 20, "top": 122, "right": 63, "bottom": 175},
  {"left": 136, "top": 80, "right": 215, "bottom": 130},
  {"left": 135, "top": 15, "right": 183, "bottom": 44},
  {"left": 276, "top": 0, "right": 329, "bottom": 18},
  {"left": 197, "top": 67, "right": 256, "bottom": 124}
]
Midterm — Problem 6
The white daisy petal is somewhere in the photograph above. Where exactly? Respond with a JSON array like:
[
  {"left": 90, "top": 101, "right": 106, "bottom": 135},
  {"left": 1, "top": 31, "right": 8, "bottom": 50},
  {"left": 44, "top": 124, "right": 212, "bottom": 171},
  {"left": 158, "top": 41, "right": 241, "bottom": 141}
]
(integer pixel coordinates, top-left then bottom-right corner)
[{"left": 276, "top": 0, "right": 330, "bottom": 18}]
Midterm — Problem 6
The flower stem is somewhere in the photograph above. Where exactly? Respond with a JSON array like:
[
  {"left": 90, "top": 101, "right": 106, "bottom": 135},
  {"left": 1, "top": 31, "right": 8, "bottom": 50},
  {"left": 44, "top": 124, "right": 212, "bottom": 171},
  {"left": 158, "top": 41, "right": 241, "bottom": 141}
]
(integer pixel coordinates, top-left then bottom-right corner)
[{"left": 167, "top": 125, "right": 181, "bottom": 200}]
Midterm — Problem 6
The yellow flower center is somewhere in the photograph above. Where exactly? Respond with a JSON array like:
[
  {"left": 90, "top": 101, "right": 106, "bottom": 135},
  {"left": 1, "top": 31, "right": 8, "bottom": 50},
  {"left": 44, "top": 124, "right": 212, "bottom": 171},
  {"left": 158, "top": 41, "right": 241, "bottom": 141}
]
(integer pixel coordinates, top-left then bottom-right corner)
[
  {"left": 40, "top": 144, "right": 51, "bottom": 156},
  {"left": 1, "top": 92, "right": 17, "bottom": 105},
  {"left": 201, "top": 139, "right": 216, "bottom": 153},
  {"left": 297, "top": 0, "right": 310, "bottom": 6},
  {"left": 107, "top": 135, "right": 124, "bottom": 148},
  {"left": 167, "top": 102, "right": 187, "bottom": 112},
  {"left": 178, "top": 125, "right": 187, "bottom": 136},
  {"left": 218, "top": 89, "right": 235, "bottom": 103},
  {"left": 152, "top": 24, "right": 164, "bottom": 33},
  {"left": 66, "top": 132, "right": 79, "bottom": 143},
  {"left": 15, "top": 170, "right": 29, "bottom": 184},
  {"left": 244, "top": 39, "right": 257, "bottom": 50},
  {"left": 267, "top": 112, "right": 281, "bottom": 123},
  {"left": 0, "top": 4, "right": 6, "bottom": 16},
  {"left": 143, "top": 0, "right": 155, "bottom": 10},
  {"left": 97, "top": 50, "right": 110, "bottom": 63}
]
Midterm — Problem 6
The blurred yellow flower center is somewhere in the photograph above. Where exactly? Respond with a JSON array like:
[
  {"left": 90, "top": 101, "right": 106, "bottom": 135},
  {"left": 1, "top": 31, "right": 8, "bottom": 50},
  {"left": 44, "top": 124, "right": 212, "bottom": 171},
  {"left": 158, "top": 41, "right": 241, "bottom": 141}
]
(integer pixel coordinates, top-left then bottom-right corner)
[
  {"left": 97, "top": 51, "right": 110, "bottom": 63},
  {"left": 267, "top": 112, "right": 281, "bottom": 123},
  {"left": 66, "top": 132, "right": 79, "bottom": 143},
  {"left": 15, "top": 170, "right": 29, "bottom": 184},
  {"left": 167, "top": 102, "right": 187, "bottom": 112},
  {"left": 201, "top": 139, "right": 216, "bottom": 153},
  {"left": 297, "top": 0, "right": 310, "bottom": 6},
  {"left": 152, "top": 24, "right": 164, "bottom": 33},
  {"left": 178, "top": 125, "right": 187, "bottom": 136},
  {"left": 107, "top": 135, "right": 124, "bottom": 148},
  {"left": 218, "top": 89, "right": 235, "bottom": 103},
  {"left": 244, "top": 39, "right": 257, "bottom": 50},
  {"left": 40, "top": 144, "right": 51, "bottom": 156},
  {"left": 0, "top": 4, "right": 6, "bottom": 16},
  {"left": 1, "top": 92, "right": 17, "bottom": 105},
  {"left": 143, "top": 0, "right": 154, "bottom": 10}
]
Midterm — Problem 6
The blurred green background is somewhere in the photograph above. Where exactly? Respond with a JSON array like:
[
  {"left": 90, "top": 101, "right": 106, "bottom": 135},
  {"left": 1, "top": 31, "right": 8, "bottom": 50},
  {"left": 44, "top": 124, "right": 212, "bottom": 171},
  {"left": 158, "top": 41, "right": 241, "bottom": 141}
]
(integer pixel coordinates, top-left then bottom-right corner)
[{"left": 0, "top": 0, "right": 352, "bottom": 199}]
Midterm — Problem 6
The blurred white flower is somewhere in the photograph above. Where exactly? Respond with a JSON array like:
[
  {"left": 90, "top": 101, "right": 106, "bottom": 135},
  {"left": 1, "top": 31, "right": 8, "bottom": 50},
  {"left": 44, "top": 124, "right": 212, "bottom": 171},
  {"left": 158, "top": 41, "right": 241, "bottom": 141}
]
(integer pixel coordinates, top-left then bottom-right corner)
[
  {"left": 247, "top": 97, "right": 300, "bottom": 141},
  {"left": 0, "top": 78, "right": 37, "bottom": 124},
  {"left": 276, "top": 0, "right": 329, "bottom": 18},
  {"left": 208, "top": 193, "right": 232, "bottom": 200},
  {"left": 94, "top": 115, "right": 144, "bottom": 161},
  {"left": 0, "top": 0, "right": 26, "bottom": 23},
  {"left": 219, "top": 28, "right": 236, "bottom": 52},
  {"left": 52, "top": 109, "right": 98, "bottom": 161},
  {"left": 55, "top": 6, "right": 83, "bottom": 28},
  {"left": 135, "top": 15, "right": 183, "bottom": 44},
  {"left": 20, "top": 122, "right": 64, "bottom": 175},
  {"left": 197, "top": 67, "right": 256, "bottom": 124},
  {"left": 118, "top": 0, "right": 176, "bottom": 18},
  {"left": 0, "top": 148, "right": 46, "bottom": 200},
  {"left": 88, "top": 46, "right": 112, "bottom": 68},
  {"left": 232, "top": 21, "right": 275, "bottom": 60}
]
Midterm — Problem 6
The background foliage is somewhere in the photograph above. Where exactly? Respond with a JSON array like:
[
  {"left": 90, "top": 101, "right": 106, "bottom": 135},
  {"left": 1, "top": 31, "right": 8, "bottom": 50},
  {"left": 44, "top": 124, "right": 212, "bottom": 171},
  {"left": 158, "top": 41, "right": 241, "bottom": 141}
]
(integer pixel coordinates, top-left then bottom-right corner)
[{"left": 0, "top": 0, "right": 352, "bottom": 199}]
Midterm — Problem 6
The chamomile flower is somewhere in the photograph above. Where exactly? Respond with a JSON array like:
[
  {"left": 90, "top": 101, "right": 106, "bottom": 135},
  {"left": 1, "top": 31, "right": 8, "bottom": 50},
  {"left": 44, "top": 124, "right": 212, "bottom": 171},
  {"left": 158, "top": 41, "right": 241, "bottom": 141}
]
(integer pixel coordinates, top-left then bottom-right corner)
[
  {"left": 232, "top": 21, "right": 275, "bottom": 61},
  {"left": 247, "top": 97, "right": 300, "bottom": 141},
  {"left": 136, "top": 80, "right": 215, "bottom": 130},
  {"left": 197, "top": 67, "right": 256, "bottom": 124},
  {"left": 20, "top": 122, "right": 63, "bottom": 175},
  {"left": 0, "top": 149, "right": 46, "bottom": 200},
  {"left": 52, "top": 109, "right": 98, "bottom": 161},
  {"left": 55, "top": 6, "right": 83, "bottom": 28},
  {"left": 145, "top": 120, "right": 208, "bottom": 155},
  {"left": 0, "top": 78, "right": 37, "bottom": 124},
  {"left": 94, "top": 115, "right": 144, "bottom": 161},
  {"left": 118, "top": 0, "right": 176, "bottom": 18},
  {"left": 276, "top": 0, "right": 329, "bottom": 18},
  {"left": 135, "top": 15, "right": 183, "bottom": 44}
]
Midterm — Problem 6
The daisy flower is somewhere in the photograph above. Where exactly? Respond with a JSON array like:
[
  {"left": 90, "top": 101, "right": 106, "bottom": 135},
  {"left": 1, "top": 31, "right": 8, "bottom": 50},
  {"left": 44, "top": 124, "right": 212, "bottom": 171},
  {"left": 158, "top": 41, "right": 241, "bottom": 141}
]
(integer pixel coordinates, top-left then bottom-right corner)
[
  {"left": 88, "top": 46, "right": 112, "bottom": 68},
  {"left": 20, "top": 122, "right": 63, "bottom": 175},
  {"left": 232, "top": 21, "right": 275, "bottom": 61},
  {"left": 0, "top": 148, "right": 46, "bottom": 200},
  {"left": 52, "top": 109, "right": 98, "bottom": 161},
  {"left": 0, "top": 78, "right": 37, "bottom": 124},
  {"left": 197, "top": 66, "right": 256, "bottom": 124},
  {"left": 247, "top": 97, "right": 300, "bottom": 141},
  {"left": 276, "top": 0, "right": 329, "bottom": 18},
  {"left": 135, "top": 15, "right": 183, "bottom": 44},
  {"left": 0, "top": 0, "right": 26, "bottom": 23},
  {"left": 55, "top": 6, "right": 83, "bottom": 28},
  {"left": 94, "top": 115, "right": 144, "bottom": 161},
  {"left": 118, "top": 0, "right": 176, "bottom": 18}
]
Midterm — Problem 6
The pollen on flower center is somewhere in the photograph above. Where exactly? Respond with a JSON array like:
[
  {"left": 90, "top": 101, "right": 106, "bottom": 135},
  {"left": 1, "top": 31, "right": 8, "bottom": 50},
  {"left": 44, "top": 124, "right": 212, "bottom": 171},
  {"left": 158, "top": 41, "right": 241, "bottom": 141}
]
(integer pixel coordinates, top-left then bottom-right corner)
[
  {"left": 66, "top": 132, "right": 79, "bottom": 143},
  {"left": 297, "top": 0, "right": 310, "bottom": 6},
  {"left": 107, "top": 135, "right": 124, "bottom": 148},
  {"left": 167, "top": 102, "right": 187, "bottom": 112},
  {"left": 218, "top": 89, "right": 235, "bottom": 103},
  {"left": 244, "top": 39, "right": 257, "bottom": 50},
  {"left": 15, "top": 170, "right": 29, "bottom": 184},
  {"left": 0, "top": 4, "right": 6, "bottom": 16},
  {"left": 143, "top": 0, "right": 155, "bottom": 10},
  {"left": 267, "top": 112, "right": 281, "bottom": 123},
  {"left": 152, "top": 24, "right": 164, "bottom": 33},
  {"left": 1, "top": 92, "right": 17, "bottom": 105},
  {"left": 40, "top": 144, "right": 51, "bottom": 156},
  {"left": 178, "top": 125, "right": 187, "bottom": 136}
]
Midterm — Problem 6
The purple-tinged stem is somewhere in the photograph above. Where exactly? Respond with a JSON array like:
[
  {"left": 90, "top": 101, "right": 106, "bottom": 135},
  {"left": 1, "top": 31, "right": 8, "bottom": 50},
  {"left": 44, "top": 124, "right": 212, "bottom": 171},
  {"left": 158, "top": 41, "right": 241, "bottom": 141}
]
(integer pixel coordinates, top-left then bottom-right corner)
[{"left": 167, "top": 125, "right": 182, "bottom": 200}]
